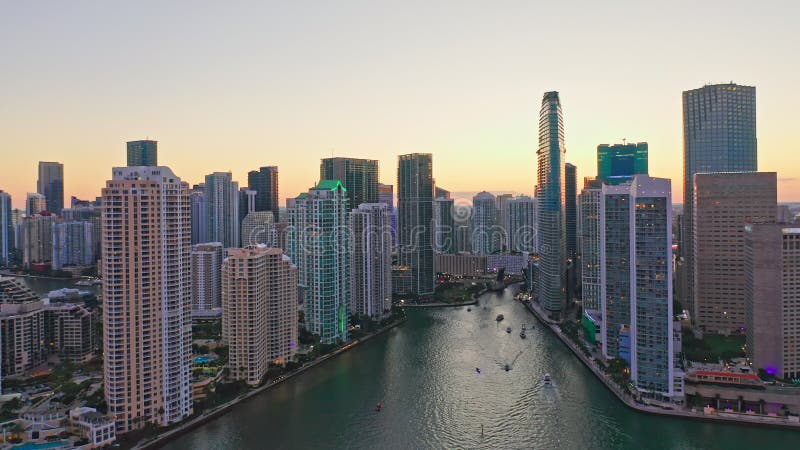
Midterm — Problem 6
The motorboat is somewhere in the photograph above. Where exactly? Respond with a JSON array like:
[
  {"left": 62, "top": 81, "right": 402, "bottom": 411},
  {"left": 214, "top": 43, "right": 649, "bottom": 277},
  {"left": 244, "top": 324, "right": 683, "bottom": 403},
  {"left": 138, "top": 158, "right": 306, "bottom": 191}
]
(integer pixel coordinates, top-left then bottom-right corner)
[
  {"left": 467, "top": 307, "right": 472, "bottom": 312},
  {"left": 375, "top": 402, "right": 382, "bottom": 412},
  {"left": 506, "top": 326, "right": 512, "bottom": 333},
  {"left": 543, "top": 373, "right": 552, "bottom": 385},
  {"left": 520, "top": 329, "right": 527, "bottom": 339},
  {"left": 495, "top": 314, "right": 504, "bottom": 322}
]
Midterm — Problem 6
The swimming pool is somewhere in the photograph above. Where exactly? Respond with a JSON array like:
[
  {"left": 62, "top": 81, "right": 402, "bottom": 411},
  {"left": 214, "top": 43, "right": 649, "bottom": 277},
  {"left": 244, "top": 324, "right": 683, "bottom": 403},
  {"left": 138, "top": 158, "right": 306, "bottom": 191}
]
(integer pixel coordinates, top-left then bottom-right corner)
[{"left": 12, "top": 441, "right": 70, "bottom": 450}]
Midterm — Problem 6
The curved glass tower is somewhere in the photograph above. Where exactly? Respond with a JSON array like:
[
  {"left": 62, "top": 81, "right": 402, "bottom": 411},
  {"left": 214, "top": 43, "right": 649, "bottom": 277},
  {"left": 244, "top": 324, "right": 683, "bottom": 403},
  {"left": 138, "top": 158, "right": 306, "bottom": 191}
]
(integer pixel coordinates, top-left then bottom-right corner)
[{"left": 536, "top": 91, "right": 566, "bottom": 314}]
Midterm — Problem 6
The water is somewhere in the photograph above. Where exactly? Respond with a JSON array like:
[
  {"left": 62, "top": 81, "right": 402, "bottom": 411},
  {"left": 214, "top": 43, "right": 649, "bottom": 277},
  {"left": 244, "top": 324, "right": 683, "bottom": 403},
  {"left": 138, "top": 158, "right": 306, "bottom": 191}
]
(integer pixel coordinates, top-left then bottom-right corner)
[
  {"left": 168, "top": 288, "right": 799, "bottom": 449},
  {"left": 15, "top": 276, "right": 101, "bottom": 297}
]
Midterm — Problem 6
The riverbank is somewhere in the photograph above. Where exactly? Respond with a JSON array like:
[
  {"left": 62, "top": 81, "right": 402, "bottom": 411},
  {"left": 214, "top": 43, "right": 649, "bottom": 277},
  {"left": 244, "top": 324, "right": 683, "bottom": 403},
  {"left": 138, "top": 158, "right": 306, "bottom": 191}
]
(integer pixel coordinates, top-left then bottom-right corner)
[
  {"left": 522, "top": 300, "right": 800, "bottom": 430},
  {"left": 400, "top": 287, "right": 488, "bottom": 309},
  {"left": 133, "top": 315, "right": 408, "bottom": 450}
]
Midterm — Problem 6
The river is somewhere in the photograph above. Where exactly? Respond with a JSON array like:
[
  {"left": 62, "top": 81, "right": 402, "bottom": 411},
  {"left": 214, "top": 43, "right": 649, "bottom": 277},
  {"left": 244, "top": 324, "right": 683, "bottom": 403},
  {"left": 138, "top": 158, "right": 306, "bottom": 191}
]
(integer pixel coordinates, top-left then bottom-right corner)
[{"left": 167, "top": 288, "right": 798, "bottom": 449}]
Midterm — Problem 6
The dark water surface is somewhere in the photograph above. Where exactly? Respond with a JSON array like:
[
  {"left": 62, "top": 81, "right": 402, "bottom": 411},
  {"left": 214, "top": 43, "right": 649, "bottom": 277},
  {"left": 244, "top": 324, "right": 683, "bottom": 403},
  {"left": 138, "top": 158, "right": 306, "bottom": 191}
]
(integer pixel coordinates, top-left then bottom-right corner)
[{"left": 158, "top": 289, "right": 796, "bottom": 448}]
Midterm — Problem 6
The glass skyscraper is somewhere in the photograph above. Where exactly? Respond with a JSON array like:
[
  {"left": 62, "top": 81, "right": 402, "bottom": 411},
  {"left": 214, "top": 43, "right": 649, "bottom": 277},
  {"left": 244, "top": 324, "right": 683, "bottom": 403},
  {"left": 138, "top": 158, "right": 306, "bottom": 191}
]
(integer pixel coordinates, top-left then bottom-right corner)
[
  {"left": 126, "top": 140, "right": 158, "bottom": 167},
  {"left": 397, "top": 153, "right": 434, "bottom": 296},
  {"left": 37, "top": 161, "right": 64, "bottom": 214},
  {"left": 321, "top": 157, "right": 379, "bottom": 208},
  {"left": 204, "top": 172, "right": 239, "bottom": 248},
  {"left": 597, "top": 142, "right": 648, "bottom": 184},
  {"left": 0, "top": 191, "right": 12, "bottom": 266},
  {"left": 565, "top": 163, "right": 577, "bottom": 259},
  {"left": 682, "top": 83, "right": 757, "bottom": 316},
  {"left": 247, "top": 166, "right": 280, "bottom": 223},
  {"left": 536, "top": 91, "right": 566, "bottom": 315}
]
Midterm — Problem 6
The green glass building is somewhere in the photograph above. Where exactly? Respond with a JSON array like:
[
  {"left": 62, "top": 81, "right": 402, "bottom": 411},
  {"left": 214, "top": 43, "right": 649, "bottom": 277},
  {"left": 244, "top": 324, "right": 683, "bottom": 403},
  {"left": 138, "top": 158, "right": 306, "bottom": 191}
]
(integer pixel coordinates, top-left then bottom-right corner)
[{"left": 596, "top": 142, "right": 648, "bottom": 184}]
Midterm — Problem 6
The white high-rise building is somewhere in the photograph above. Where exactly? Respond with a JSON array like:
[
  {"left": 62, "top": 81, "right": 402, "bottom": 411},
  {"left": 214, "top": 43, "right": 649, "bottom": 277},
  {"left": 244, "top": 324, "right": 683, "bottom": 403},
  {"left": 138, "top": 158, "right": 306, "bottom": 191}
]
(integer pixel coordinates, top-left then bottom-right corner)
[
  {"left": 52, "top": 221, "right": 94, "bottom": 269},
  {"left": 288, "top": 180, "right": 350, "bottom": 344},
  {"left": 600, "top": 175, "right": 681, "bottom": 402},
  {"left": 205, "top": 172, "right": 239, "bottom": 248},
  {"left": 471, "top": 191, "right": 498, "bottom": 255},
  {"left": 580, "top": 180, "right": 602, "bottom": 310},
  {"left": 509, "top": 195, "right": 536, "bottom": 254},
  {"left": 350, "top": 203, "right": 392, "bottom": 319},
  {"left": 222, "top": 246, "right": 298, "bottom": 387},
  {"left": 0, "top": 191, "right": 11, "bottom": 267},
  {"left": 102, "top": 166, "right": 193, "bottom": 432},
  {"left": 191, "top": 242, "right": 224, "bottom": 314}
]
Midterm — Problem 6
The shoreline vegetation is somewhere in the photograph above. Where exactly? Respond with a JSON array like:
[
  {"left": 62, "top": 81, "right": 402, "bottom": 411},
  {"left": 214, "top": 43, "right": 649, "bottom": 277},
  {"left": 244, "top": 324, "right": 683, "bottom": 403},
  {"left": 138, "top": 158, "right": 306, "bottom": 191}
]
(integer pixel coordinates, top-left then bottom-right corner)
[{"left": 131, "top": 314, "right": 409, "bottom": 450}]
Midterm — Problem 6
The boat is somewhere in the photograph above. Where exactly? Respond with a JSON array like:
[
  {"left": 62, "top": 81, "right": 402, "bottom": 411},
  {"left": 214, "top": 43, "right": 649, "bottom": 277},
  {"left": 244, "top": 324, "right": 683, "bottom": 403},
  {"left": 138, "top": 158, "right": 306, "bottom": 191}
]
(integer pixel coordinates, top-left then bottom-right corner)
[
  {"left": 75, "top": 280, "right": 92, "bottom": 287},
  {"left": 467, "top": 307, "right": 472, "bottom": 312},
  {"left": 543, "top": 373, "right": 552, "bottom": 385},
  {"left": 506, "top": 326, "right": 512, "bottom": 333},
  {"left": 520, "top": 330, "right": 527, "bottom": 339},
  {"left": 504, "top": 364, "right": 511, "bottom": 372},
  {"left": 375, "top": 402, "right": 382, "bottom": 412},
  {"left": 495, "top": 314, "right": 504, "bottom": 322}
]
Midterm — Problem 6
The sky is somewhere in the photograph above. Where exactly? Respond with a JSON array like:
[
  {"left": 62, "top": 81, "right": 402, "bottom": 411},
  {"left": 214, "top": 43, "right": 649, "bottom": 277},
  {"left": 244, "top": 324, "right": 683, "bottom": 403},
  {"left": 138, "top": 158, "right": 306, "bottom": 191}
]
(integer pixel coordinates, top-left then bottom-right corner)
[{"left": 2, "top": 1, "right": 799, "bottom": 209}]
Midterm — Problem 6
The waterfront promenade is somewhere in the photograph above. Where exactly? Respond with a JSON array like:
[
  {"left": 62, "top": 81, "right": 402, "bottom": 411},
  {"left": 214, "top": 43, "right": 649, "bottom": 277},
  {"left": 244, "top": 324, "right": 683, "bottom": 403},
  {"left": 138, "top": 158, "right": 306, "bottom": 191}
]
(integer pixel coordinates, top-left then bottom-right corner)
[
  {"left": 522, "top": 299, "right": 800, "bottom": 430},
  {"left": 133, "top": 316, "right": 408, "bottom": 450}
]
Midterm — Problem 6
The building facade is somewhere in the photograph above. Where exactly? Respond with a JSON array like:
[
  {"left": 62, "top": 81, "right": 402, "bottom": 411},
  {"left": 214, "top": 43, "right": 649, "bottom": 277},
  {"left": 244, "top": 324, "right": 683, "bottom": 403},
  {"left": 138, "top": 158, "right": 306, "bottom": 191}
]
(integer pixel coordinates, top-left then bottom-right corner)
[
  {"left": 693, "top": 172, "right": 776, "bottom": 333},
  {"left": 126, "top": 140, "right": 158, "bottom": 166},
  {"left": 102, "top": 166, "right": 193, "bottom": 432},
  {"left": 397, "top": 154, "right": 435, "bottom": 296},
  {"left": 288, "top": 180, "right": 350, "bottom": 344},
  {"left": 26, "top": 193, "right": 47, "bottom": 216},
  {"left": 471, "top": 191, "right": 499, "bottom": 256},
  {"left": 20, "top": 213, "right": 54, "bottom": 269},
  {"left": 350, "top": 204, "right": 392, "bottom": 319},
  {"left": 433, "top": 197, "right": 455, "bottom": 254},
  {"left": 509, "top": 195, "right": 536, "bottom": 254},
  {"left": 321, "top": 157, "right": 379, "bottom": 207},
  {"left": 0, "top": 191, "right": 11, "bottom": 266},
  {"left": 580, "top": 179, "right": 602, "bottom": 310},
  {"left": 682, "top": 83, "right": 757, "bottom": 320},
  {"left": 597, "top": 143, "right": 648, "bottom": 183},
  {"left": 378, "top": 183, "right": 396, "bottom": 246},
  {"left": 247, "top": 166, "right": 280, "bottom": 223},
  {"left": 191, "top": 242, "right": 224, "bottom": 313},
  {"left": 222, "top": 246, "right": 298, "bottom": 386},
  {"left": 565, "top": 163, "right": 577, "bottom": 259},
  {"left": 52, "top": 221, "right": 94, "bottom": 269},
  {"left": 205, "top": 172, "right": 239, "bottom": 248},
  {"left": 37, "top": 161, "right": 64, "bottom": 214},
  {"left": 536, "top": 91, "right": 566, "bottom": 315}
]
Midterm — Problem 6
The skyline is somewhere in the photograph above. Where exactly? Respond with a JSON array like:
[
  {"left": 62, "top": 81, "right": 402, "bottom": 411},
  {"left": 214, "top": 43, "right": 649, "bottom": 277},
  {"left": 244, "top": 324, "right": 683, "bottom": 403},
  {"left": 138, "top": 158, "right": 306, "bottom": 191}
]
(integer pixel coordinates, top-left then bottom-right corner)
[{"left": 3, "top": 2, "right": 800, "bottom": 208}]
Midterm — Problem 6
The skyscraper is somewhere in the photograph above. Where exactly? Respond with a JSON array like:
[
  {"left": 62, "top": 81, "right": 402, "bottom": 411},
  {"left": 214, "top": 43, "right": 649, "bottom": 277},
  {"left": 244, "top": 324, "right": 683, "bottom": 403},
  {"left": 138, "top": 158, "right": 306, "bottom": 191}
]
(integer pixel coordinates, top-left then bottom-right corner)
[
  {"left": 472, "top": 191, "right": 498, "bottom": 255},
  {"left": 693, "top": 172, "right": 776, "bottom": 333},
  {"left": 126, "top": 140, "right": 158, "bottom": 166},
  {"left": 397, "top": 154, "right": 434, "bottom": 296},
  {"left": 378, "top": 183, "right": 396, "bottom": 246},
  {"left": 0, "top": 191, "right": 11, "bottom": 267},
  {"left": 247, "top": 166, "right": 280, "bottom": 223},
  {"left": 682, "top": 83, "right": 757, "bottom": 318},
  {"left": 222, "top": 246, "right": 298, "bottom": 386},
  {"left": 288, "top": 180, "right": 350, "bottom": 344},
  {"left": 536, "top": 91, "right": 566, "bottom": 315},
  {"left": 52, "top": 221, "right": 94, "bottom": 269},
  {"left": 102, "top": 166, "right": 192, "bottom": 432},
  {"left": 205, "top": 172, "right": 239, "bottom": 248},
  {"left": 350, "top": 204, "right": 392, "bottom": 319},
  {"left": 191, "top": 242, "right": 224, "bottom": 313},
  {"left": 433, "top": 197, "right": 455, "bottom": 254},
  {"left": 20, "top": 213, "right": 54, "bottom": 268},
  {"left": 26, "top": 193, "right": 47, "bottom": 216},
  {"left": 580, "top": 178, "right": 602, "bottom": 311},
  {"left": 600, "top": 175, "right": 679, "bottom": 401},
  {"left": 242, "top": 212, "right": 276, "bottom": 248},
  {"left": 496, "top": 194, "right": 514, "bottom": 252},
  {"left": 597, "top": 143, "right": 648, "bottom": 183},
  {"left": 321, "top": 157, "right": 379, "bottom": 207},
  {"left": 37, "top": 162, "right": 64, "bottom": 214},
  {"left": 745, "top": 223, "right": 800, "bottom": 379},
  {"left": 509, "top": 195, "right": 536, "bottom": 254},
  {"left": 565, "top": 163, "right": 577, "bottom": 259},
  {"left": 190, "top": 185, "right": 207, "bottom": 245}
]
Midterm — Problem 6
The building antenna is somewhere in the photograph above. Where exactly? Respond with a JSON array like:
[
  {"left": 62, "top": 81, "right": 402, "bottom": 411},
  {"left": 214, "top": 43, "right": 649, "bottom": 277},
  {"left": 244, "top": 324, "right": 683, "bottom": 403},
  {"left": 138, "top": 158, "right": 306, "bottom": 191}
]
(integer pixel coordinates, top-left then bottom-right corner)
[{"left": 621, "top": 138, "right": 627, "bottom": 145}]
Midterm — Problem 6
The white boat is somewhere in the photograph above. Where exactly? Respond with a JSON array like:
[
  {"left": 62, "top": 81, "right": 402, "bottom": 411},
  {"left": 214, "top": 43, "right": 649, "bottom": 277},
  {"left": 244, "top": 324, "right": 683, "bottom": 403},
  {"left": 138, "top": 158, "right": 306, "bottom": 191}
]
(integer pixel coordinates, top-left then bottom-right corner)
[{"left": 543, "top": 373, "right": 552, "bottom": 385}]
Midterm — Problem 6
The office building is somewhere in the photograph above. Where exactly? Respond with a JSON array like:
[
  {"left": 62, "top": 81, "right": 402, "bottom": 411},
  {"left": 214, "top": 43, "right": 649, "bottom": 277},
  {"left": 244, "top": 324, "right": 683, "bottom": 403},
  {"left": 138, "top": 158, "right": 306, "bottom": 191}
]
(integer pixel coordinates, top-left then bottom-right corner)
[
  {"left": 43, "top": 302, "right": 95, "bottom": 363},
  {"left": 190, "top": 185, "right": 208, "bottom": 245},
  {"left": 37, "top": 162, "right": 64, "bottom": 214},
  {"left": 222, "top": 246, "right": 298, "bottom": 386},
  {"left": 433, "top": 197, "right": 455, "bottom": 254},
  {"left": 191, "top": 242, "right": 224, "bottom": 313},
  {"left": 745, "top": 224, "right": 800, "bottom": 379},
  {"left": 26, "top": 193, "right": 47, "bottom": 216},
  {"left": 597, "top": 142, "right": 648, "bottom": 184},
  {"left": 288, "top": 180, "right": 350, "bottom": 344},
  {"left": 52, "top": 221, "right": 94, "bottom": 269},
  {"left": 247, "top": 166, "right": 280, "bottom": 223},
  {"left": 536, "top": 91, "right": 566, "bottom": 315},
  {"left": 126, "top": 140, "right": 158, "bottom": 166},
  {"left": 565, "top": 163, "right": 577, "bottom": 259},
  {"left": 580, "top": 178, "right": 602, "bottom": 310},
  {"left": 205, "top": 172, "right": 239, "bottom": 248},
  {"left": 397, "top": 154, "right": 435, "bottom": 296},
  {"left": 350, "top": 204, "right": 392, "bottom": 319},
  {"left": 378, "top": 183, "right": 396, "bottom": 246},
  {"left": 600, "top": 175, "right": 678, "bottom": 401},
  {"left": 435, "top": 187, "right": 451, "bottom": 199},
  {"left": 682, "top": 83, "right": 757, "bottom": 319},
  {"left": 496, "top": 194, "right": 514, "bottom": 251},
  {"left": 509, "top": 195, "right": 536, "bottom": 253},
  {"left": 321, "top": 157, "right": 378, "bottom": 207},
  {"left": 102, "top": 166, "right": 192, "bottom": 432},
  {"left": 472, "top": 191, "right": 499, "bottom": 255},
  {"left": 693, "top": 172, "right": 777, "bottom": 333},
  {"left": 0, "top": 191, "right": 11, "bottom": 266}
]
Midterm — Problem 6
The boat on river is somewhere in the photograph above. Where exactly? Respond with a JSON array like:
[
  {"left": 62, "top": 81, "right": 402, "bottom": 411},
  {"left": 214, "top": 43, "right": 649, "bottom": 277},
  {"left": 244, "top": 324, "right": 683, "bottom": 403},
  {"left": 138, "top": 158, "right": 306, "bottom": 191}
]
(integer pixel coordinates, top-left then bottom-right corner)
[{"left": 496, "top": 314, "right": 504, "bottom": 322}]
